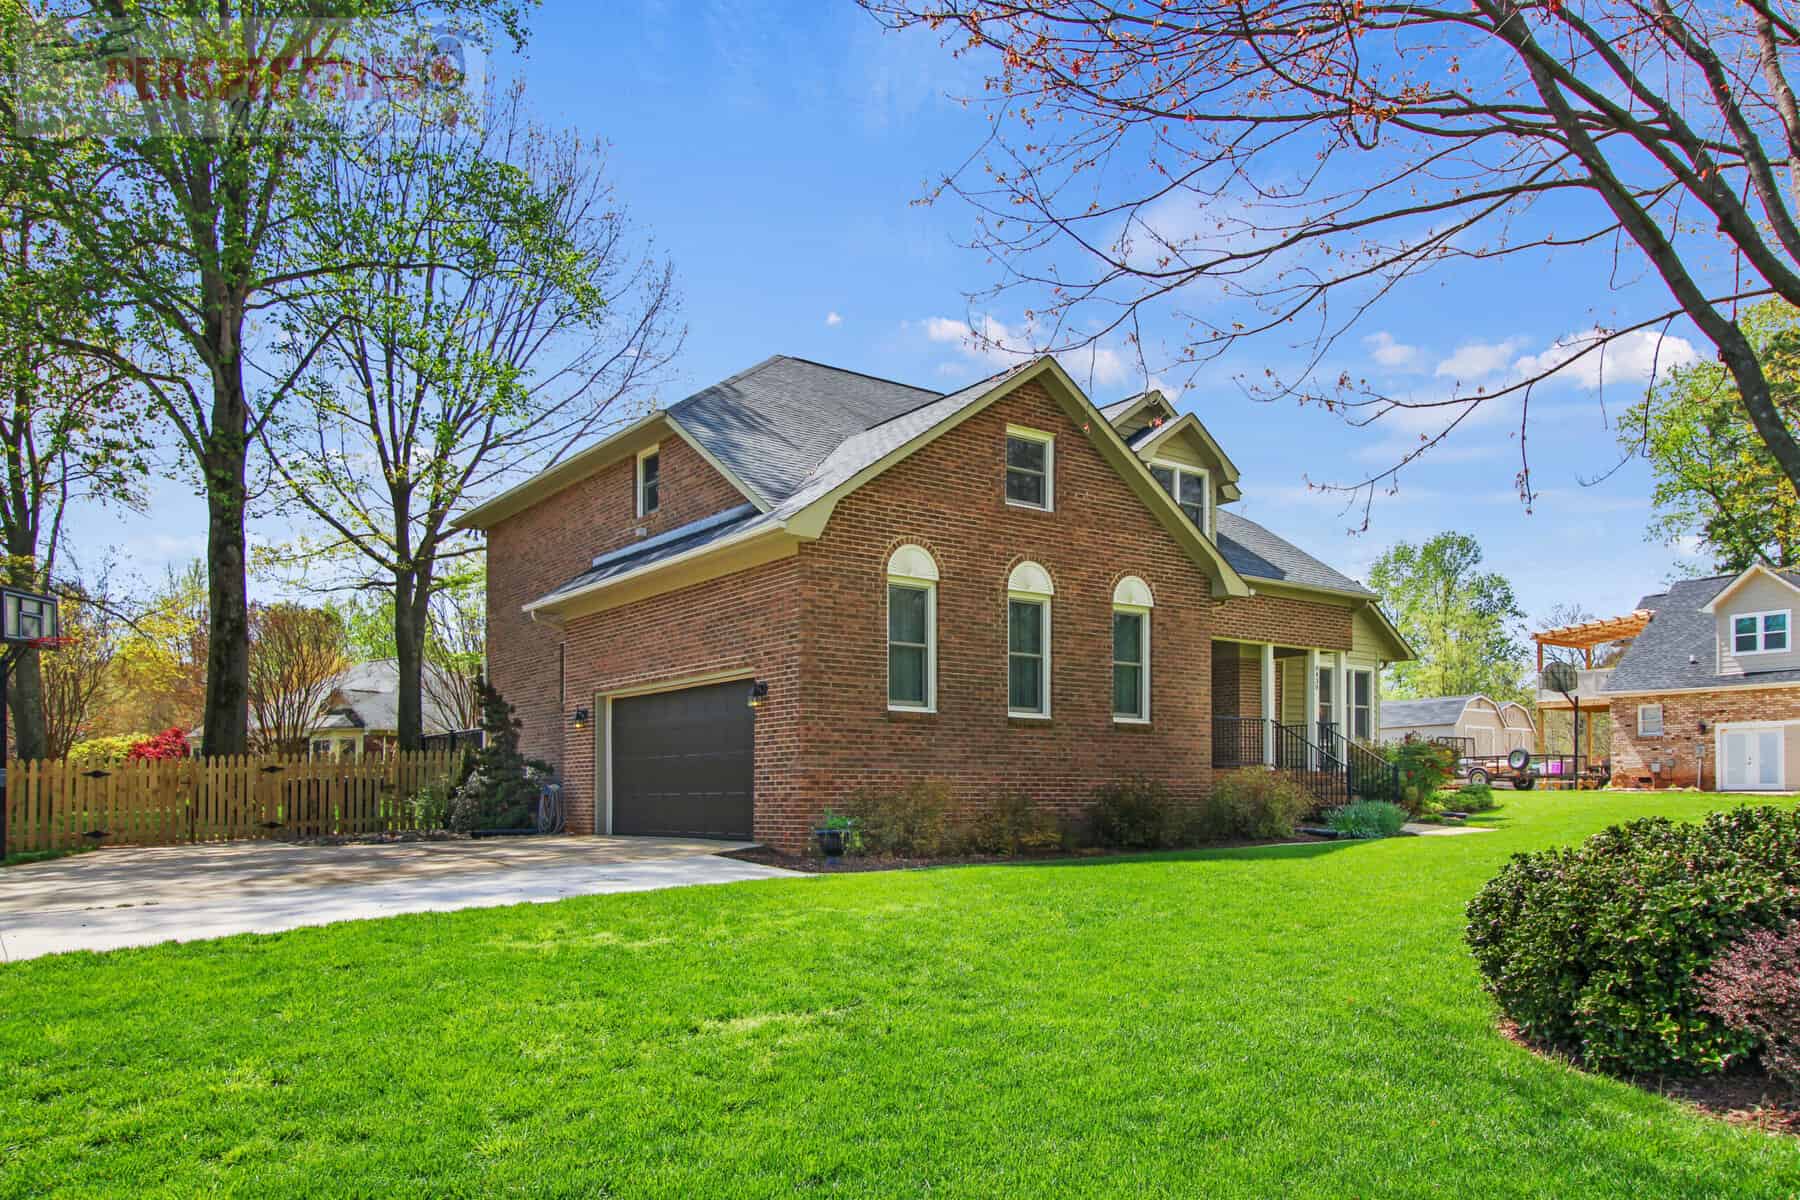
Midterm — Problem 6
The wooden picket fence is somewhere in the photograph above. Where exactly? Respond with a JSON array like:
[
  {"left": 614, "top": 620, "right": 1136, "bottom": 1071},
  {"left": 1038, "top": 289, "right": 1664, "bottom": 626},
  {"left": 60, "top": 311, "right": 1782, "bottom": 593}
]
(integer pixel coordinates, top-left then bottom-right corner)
[{"left": 2, "top": 749, "right": 467, "bottom": 852}]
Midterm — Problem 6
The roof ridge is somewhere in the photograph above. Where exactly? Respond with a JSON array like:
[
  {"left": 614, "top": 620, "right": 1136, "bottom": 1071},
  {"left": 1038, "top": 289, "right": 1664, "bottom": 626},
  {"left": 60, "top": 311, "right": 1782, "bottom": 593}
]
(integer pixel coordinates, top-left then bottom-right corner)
[
  {"left": 770, "top": 354, "right": 941, "bottom": 397},
  {"left": 852, "top": 364, "right": 1017, "bottom": 437}
]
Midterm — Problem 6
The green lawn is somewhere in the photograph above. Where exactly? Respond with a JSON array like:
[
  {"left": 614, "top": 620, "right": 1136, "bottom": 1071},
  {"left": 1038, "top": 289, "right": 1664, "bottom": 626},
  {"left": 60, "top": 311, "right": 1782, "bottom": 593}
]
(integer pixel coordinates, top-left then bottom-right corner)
[{"left": 5, "top": 793, "right": 1800, "bottom": 1198}]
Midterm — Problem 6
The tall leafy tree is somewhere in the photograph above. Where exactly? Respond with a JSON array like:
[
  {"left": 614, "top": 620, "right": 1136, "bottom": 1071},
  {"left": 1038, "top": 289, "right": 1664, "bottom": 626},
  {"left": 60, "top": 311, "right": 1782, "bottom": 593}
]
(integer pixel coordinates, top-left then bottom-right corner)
[
  {"left": 1621, "top": 300, "right": 1800, "bottom": 572},
  {"left": 262, "top": 86, "right": 679, "bottom": 749},
  {"left": 16, "top": 1, "right": 527, "bottom": 754},
  {"left": 1369, "top": 533, "right": 1528, "bottom": 701},
  {"left": 246, "top": 602, "right": 348, "bottom": 755}
]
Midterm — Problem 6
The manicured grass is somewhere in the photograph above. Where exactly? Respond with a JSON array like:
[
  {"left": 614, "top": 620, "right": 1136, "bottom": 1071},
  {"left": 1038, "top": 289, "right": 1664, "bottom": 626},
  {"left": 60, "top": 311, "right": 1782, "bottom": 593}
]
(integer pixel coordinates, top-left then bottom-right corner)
[{"left": 4, "top": 793, "right": 1800, "bottom": 1198}]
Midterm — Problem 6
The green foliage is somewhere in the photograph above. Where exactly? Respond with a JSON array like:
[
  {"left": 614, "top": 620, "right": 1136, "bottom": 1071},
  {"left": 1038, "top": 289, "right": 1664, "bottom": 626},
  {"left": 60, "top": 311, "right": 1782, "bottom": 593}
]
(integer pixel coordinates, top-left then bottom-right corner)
[
  {"left": 1620, "top": 300, "right": 1800, "bottom": 573},
  {"left": 1197, "top": 769, "right": 1313, "bottom": 841},
  {"left": 65, "top": 735, "right": 147, "bottom": 767},
  {"left": 1324, "top": 801, "right": 1408, "bottom": 839},
  {"left": 1368, "top": 533, "right": 1527, "bottom": 702},
  {"left": 841, "top": 779, "right": 952, "bottom": 857},
  {"left": 960, "top": 791, "right": 1065, "bottom": 856},
  {"left": 1465, "top": 806, "right": 1800, "bottom": 1077},
  {"left": 1453, "top": 782, "right": 1498, "bottom": 813},
  {"left": 1385, "top": 741, "right": 1457, "bottom": 815},
  {"left": 407, "top": 777, "right": 458, "bottom": 833},
  {"left": 1088, "top": 775, "right": 1179, "bottom": 848},
  {"left": 448, "top": 679, "right": 549, "bottom": 833}
]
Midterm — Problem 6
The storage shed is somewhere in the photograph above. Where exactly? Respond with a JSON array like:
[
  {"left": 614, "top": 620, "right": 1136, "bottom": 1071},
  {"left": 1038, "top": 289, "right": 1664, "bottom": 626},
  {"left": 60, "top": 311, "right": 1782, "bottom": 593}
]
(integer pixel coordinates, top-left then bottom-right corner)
[{"left": 1378, "top": 694, "right": 1535, "bottom": 757}]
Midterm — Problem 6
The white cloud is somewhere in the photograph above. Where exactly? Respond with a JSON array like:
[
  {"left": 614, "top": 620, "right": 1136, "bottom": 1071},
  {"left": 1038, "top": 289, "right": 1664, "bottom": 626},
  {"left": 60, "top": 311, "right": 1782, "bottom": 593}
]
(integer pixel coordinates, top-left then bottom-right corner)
[
  {"left": 825, "top": 311, "right": 842, "bottom": 327},
  {"left": 1364, "top": 331, "right": 1423, "bottom": 371},
  {"left": 1512, "top": 327, "right": 1699, "bottom": 390},
  {"left": 920, "top": 314, "right": 1132, "bottom": 389},
  {"left": 1435, "top": 338, "right": 1527, "bottom": 381}
]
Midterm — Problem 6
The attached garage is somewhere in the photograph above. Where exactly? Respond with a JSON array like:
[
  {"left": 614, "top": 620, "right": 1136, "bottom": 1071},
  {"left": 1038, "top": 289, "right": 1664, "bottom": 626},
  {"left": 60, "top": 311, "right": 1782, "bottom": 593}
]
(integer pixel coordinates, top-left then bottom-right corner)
[{"left": 608, "top": 679, "right": 754, "bottom": 839}]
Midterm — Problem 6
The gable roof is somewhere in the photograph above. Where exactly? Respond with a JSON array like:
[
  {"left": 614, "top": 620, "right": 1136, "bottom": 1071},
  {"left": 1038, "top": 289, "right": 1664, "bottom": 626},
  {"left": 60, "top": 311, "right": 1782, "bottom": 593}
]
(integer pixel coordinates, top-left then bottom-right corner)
[
  {"left": 1379, "top": 694, "right": 1486, "bottom": 728},
  {"left": 1699, "top": 562, "right": 1800, "bottom": 613},
  {"left": 1215, "top": 511, "right": 1375, "bottom": 597},
  {"left": 523, "top": 357, "right": 1258, "bottom": 617},
  {"left": 1605, "top": 570, "right": 1800, "bottom": 694}
]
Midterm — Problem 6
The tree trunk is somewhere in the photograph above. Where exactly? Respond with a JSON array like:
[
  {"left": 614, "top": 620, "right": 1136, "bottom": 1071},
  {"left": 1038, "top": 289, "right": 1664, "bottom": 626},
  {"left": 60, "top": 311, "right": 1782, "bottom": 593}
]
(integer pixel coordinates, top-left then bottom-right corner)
[
  {"left": 8, "top": 648, "right": 44, "bottom": 761},
  {"left": 200, "top": 374, "right": 251, "bottom": 757},
  {"left": 393, "top": 565, "right": 432, "bottom": 752}
]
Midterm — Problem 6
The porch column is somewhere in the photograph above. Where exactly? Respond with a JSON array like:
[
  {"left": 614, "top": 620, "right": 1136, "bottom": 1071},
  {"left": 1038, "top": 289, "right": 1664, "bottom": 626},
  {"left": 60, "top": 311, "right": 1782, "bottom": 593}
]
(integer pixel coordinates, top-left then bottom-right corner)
[
  {"left": 1305, "top": 649, "right": 1321, "bottom": 767},
  {"left": 1260, "top": 642, "right": 1276, "bottom": 766},
  {"left": 1332, "top": 652, "right": 1348, "bottom": 738}
]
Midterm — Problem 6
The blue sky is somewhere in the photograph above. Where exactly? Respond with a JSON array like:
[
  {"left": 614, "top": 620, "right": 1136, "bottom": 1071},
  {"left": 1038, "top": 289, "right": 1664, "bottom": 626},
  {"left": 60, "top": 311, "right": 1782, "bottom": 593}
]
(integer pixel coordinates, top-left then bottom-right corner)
[{"left": 69, "top": 1, "right": 1712, "bottom": 627}]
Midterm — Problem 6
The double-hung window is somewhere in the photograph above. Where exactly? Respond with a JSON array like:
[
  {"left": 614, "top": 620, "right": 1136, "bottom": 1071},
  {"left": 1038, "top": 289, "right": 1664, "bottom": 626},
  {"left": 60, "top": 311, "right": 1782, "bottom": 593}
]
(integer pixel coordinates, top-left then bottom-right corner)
[
  {"left": 1149, "top": 462, "right": 1210, "bottom": 533},
  {"left": 1348, "top": 668, "right": 1374, "bottom": 742},
  {"left": 636, "top": 446, "right": 661, "bottom": 516},
  {"left": 1007, "top": 561, "right": 1054, "bottom": 716},
  {"left": 1733, "top": 610, "right": 1789, "bottom": 655},
  {"left": 886, "top": 545, "right": 939, "bottom": 711},
  {"left": 1638, "top": 703, "right": 1664, "bottom": 736},
  {"left": 1111, "top": 576, "right": 1154, "bottom": 722},
  {"left": 1005, "top": 427, "right": 1054, "bottom": 510}
]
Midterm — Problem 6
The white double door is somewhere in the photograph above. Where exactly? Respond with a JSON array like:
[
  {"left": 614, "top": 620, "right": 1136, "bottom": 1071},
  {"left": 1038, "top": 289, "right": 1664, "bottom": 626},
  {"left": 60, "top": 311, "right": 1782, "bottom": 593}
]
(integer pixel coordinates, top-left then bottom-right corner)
[{"left": 1721, "top": 726, "right": 1785, "bottom": 791}]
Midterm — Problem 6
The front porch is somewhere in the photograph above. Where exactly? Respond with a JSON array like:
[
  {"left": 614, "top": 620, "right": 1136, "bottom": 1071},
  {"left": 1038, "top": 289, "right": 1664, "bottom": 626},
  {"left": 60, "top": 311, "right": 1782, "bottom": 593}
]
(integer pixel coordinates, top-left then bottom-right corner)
[{"left": 1209, "top": 640, "right": 1394, "bottom": 809}]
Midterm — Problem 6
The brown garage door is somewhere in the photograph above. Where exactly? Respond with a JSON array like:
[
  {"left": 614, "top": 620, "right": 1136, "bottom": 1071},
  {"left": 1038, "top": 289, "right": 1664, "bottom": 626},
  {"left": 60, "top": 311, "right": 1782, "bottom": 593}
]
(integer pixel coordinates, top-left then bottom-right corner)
[{"left": 611, "top": 680, "right": 754, "bottom": 839}]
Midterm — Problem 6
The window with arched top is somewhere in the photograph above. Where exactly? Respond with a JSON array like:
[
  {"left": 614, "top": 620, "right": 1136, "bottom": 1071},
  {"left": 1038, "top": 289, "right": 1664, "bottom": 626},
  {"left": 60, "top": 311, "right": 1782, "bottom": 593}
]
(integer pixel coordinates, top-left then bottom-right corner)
[
  {"left": 886, "top": 545, "right": 938, "bottom": 711},
  {"left": 1006, "top": 561, "right": 1053, "bottom": 717},
  {"left": 1111, "top": 576, "right": 1153, "bottom": 721}
]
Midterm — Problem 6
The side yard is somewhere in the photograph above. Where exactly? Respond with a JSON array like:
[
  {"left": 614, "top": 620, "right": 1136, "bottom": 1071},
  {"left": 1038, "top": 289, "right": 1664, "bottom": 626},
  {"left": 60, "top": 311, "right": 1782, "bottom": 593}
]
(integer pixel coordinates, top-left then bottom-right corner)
[{"left": 2, "top": 792, "right": 1798, "bottom": 1198}]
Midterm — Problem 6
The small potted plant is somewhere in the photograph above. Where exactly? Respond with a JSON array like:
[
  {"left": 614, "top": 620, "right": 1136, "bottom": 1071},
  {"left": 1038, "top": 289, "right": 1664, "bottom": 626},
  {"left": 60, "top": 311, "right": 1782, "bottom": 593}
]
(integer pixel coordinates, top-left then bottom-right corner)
[{"left": 813, "top": 809, "right": 860, "bottom": 863}]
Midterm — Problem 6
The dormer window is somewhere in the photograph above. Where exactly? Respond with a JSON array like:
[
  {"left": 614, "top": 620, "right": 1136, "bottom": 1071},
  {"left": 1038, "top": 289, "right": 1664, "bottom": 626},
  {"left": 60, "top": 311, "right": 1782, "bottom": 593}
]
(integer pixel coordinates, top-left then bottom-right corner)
[
  {"left": 1733, "top": 610, "right": 1789, "bottom": 655},
  {"left": 1150, "top": 462, "right": 1211, "bottom": 534},
  {"left": 636, "top": 446, "right": 660, "bottom": 517}
]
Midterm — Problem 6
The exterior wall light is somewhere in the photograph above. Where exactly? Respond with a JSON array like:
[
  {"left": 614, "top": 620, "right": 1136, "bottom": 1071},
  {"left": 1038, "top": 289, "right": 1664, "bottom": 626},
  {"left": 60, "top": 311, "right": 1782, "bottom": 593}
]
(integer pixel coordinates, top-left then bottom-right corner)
[
  {"left": 570, "top": 707, "right": 591, "bottom": 730},
  {"left": 747, "top": 680, "right": 770, "bottom": 709}
]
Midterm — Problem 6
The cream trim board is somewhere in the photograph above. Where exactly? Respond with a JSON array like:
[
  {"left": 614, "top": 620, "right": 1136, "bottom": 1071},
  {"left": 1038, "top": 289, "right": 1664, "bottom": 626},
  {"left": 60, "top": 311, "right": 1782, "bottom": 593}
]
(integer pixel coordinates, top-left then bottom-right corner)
[
  {"left": 1111, "top": 604, "right": 1151, "bottom": 723},
  {"left": 1149, "top": 458, "right": 1213, "bottom": 538},
  {"left": 453, "top": 410, "right": 669, "bottom": 530},
  {"left": 635, "top": 443, "right": 661, "bottom": 518},
  {"left": 521, "top": 523, "right": 797, "bottom": 618},
  {"left": 663, "top": 413, "right": 772, "bottom": 512},
  {"left": 1004, "top": 423, "right": 1056, "bottom": 512},
  {"left": 887, "top": 578, "right": 937, "bottom": 713},
  {"left": 1604, "top": 679, "right": 1800, "bottom": 698}
]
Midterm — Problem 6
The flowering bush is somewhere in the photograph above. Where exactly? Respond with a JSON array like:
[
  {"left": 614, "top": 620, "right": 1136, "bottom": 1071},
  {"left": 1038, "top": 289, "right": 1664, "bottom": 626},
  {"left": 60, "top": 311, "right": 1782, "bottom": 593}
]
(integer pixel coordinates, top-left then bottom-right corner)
[{"left": 127, "top": 727, "right": 191, "bottom": 762}]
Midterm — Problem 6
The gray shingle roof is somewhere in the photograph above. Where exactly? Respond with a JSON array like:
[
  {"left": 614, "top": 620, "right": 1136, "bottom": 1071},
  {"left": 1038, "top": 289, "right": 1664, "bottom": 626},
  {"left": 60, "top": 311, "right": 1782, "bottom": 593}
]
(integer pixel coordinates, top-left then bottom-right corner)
[
  {"left": 1604, "top": 572, "right": 1800, "bottom": 693},
  {"left": 536, "top": 504, "right": 772, "bottom": 605},
  {"left": 668, "top": 356, "right": 940, "bottom": 505},
  {"left": 1379, "top": 695, "right": 1482, "bottom": 728},
  {"left": 1215, "top": 511, "right": 1374, "bottom": 596}
]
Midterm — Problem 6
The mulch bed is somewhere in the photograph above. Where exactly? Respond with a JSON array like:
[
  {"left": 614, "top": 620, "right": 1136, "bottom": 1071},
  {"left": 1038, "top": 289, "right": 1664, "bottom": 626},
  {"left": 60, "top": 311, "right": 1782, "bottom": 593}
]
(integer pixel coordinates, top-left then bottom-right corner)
[
  {"left": 1499, "top": 1021, "right": 1800, "bottom": 1137},
  {"left": 722, "top": 832, "right": 1335, "bottom": 874}
]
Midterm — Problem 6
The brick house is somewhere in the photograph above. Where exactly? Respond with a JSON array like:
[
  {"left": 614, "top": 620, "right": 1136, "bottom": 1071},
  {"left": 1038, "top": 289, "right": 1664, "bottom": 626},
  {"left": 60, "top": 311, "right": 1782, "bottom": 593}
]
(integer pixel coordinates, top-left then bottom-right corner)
[
  {"left": 1538, "top": 564, "right": 1800, "bottom": 791},
  {"left": 456, "top": 355, "right": 1412, "bottom": 849}
]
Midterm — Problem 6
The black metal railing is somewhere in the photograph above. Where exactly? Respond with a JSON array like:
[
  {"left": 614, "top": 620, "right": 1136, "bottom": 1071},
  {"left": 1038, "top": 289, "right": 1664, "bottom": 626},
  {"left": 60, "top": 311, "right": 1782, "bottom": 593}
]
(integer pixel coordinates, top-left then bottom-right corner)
[
  {"left": 1212, "top": 716, "right": 1268, "bottom": 768},
  {"left": 1320, "top": 724, "right": 1403, "bottom": 805},
  {"left": 1212, "top": 715, "right": 1378, "bottom": 813}
]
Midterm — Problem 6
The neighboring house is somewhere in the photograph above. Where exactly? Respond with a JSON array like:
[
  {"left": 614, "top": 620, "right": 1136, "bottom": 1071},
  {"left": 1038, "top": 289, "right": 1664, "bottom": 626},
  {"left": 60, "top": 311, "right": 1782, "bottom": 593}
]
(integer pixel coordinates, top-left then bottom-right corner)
[
  {"left": 191, "top": 660, "right": 472, "bottom": 760},
  {"left": 1540, "top": 565, "right": 1800, "bottom": 790},
  {"left": 456, "top": 354, "right": 1412, "bottom": 849},
  {"left": 1379, "top": 694, "right": 1535, "bottom": 757}
]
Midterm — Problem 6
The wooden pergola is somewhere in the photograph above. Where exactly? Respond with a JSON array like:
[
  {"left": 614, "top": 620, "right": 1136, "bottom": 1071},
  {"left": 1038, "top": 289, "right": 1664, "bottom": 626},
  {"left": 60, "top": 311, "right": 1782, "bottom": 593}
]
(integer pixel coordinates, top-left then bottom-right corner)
[{"left": 1529, "top": 610, "right": 1654, "bottom": 760}]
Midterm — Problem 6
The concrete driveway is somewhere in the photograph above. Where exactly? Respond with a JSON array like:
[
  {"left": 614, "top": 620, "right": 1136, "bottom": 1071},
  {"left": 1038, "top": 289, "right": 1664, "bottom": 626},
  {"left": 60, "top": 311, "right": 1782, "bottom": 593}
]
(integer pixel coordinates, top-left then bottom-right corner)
[{"left": 0, "top": 836, "right": 799, "bottom": 962}]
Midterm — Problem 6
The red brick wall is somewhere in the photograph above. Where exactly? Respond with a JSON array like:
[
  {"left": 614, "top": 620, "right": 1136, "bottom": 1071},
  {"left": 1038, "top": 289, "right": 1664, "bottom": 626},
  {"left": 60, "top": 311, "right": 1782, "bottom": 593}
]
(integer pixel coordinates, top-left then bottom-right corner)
[
  {"left": 1609, "top": 688, "right": 1800, "bottom": 789},
  {"left": 1213, "top": 590, "right": 1353, "bottom": 650},
  {"left": 484, "top": 429, "right": 748, "bottom": 773}
]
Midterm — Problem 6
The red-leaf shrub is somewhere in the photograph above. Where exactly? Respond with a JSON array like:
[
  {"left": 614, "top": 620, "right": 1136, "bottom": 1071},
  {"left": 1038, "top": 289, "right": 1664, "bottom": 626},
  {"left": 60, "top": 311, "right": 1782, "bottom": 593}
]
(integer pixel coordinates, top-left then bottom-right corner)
[
  {"left": 1700, "top": 922, "right": 1800, "bottom": 1087},
  {"left": 127, "top": 727, "right": 190, "bottom": 762}
]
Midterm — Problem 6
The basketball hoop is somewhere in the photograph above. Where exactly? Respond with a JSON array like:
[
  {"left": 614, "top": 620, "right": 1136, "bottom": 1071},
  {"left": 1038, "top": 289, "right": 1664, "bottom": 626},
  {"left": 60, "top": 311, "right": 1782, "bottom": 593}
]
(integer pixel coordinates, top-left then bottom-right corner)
[
  {"left": 23, "top": 636, "right": 73, "bottom": 651},
  {"left": 0, "top": 586, "right": 62, "bottom": 860}
]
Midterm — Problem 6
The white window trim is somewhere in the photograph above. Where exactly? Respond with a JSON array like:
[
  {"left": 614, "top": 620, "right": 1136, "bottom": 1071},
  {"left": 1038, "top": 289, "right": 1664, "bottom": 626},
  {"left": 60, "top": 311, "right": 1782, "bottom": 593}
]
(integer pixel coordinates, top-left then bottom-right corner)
[
  {"left": 1731, "top": 609, "right": 1791, "bottom": 656},
  {"left": 1637, "top": 703, "right": 1664, "bottom": 736},
  {"left": 1111, "top": 605, "right": 1151, "bottom": 724},
  {"left": 1007, "top": 593, "right": 1052, "bottom": 719},
  {"left": 1346, "top": 664, "right": 1376, "bottom": 743},
  {"left": 886, "top": 577, "right": 938, "bottom": 714},
  {"left": 1150, "top": 458, "right": 1212, "bottom": 538},
  {"left": 635, "top": 443, "right": 661, "bottom": 518},
  {"left": 1004, "top": 424, "right": 1056, "bottom": 512}
]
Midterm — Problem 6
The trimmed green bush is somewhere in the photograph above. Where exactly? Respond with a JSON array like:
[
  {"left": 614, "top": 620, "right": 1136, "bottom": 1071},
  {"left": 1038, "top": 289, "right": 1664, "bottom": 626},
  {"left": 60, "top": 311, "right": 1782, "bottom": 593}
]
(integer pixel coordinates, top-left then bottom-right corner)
[
  {"left": 1454, "top": 782, "right": 1497, "bottom": 813},
  {"left": 1197, "top": 768, "right": 1312, "bottom": 841},
  {"left": 960, "top": 791, "right": 1063, "bottom": 856},
  {"left": 842, "top": 779, "right": 952, "bottom": 856},
  {"left": 1386, "top": 741, "right": 1456, "bottom": 815},
  {"left": 1088, "top": 775, "right": 1178, "bottom": 848},
  {"left": 1325, "top": 800, "right": 1408, "bottom": 839},
  {"left": 1465, "top": 806, "right": 1800, "bottom": 1077}
]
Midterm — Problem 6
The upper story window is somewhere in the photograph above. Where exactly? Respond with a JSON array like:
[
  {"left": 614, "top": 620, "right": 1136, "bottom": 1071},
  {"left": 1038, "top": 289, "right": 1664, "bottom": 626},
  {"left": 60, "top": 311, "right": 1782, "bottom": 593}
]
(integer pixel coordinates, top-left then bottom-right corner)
[
  {"left": 1733, "top": 609, "right": 1789, "bottom": 655},
  {"left": 886, "top": 544, "right": 939, "bottom": 712},
  {"left": 1111, "top": 576, "right": 1153, "bottom": 723},
  {"left": 1150, "top": 462, "right": 1210, "bottom": 534},
  {"left": 636, "top": 446, "right": 661, "bottom": 517},
  {"left": 1005, "top": 426, "right": 1054, "bottom": 511},
  {"left": 1007, "top": 561, "right": 1054, "bottom": 717}
]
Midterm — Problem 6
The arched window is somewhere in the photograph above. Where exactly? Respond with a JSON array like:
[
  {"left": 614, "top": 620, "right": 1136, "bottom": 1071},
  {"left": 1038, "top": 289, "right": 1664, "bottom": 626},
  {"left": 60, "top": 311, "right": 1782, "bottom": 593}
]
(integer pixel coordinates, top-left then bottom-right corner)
[
  {"left": 1111, "top": 576, "right": 1153, "bottom": 722},
  {"left": 887, "top": 545, "right": 938, "bottom": 711},
  {"left": 1006, "top": 561, "right": 1054, "bottom": 717}
]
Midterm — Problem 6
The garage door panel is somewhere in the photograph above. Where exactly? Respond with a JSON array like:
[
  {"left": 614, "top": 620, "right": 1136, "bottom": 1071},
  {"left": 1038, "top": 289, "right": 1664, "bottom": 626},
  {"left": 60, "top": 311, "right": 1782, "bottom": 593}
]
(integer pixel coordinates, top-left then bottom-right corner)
[{"left": 612, "top": 680, "right": 754, "bottom": 839}]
